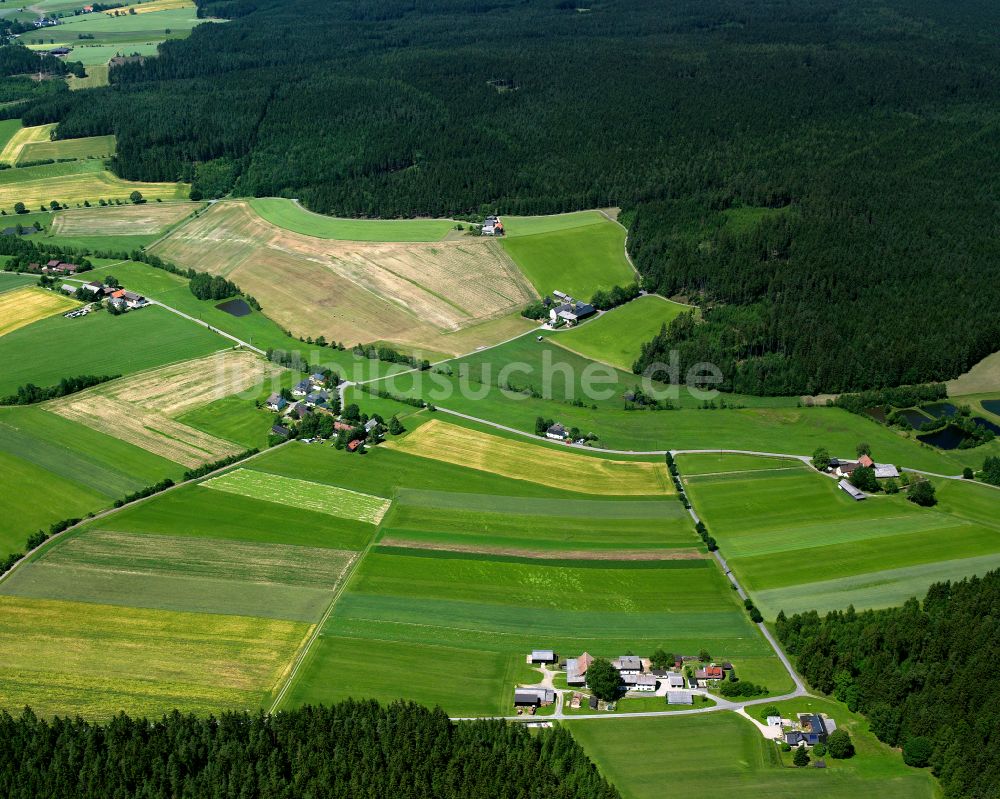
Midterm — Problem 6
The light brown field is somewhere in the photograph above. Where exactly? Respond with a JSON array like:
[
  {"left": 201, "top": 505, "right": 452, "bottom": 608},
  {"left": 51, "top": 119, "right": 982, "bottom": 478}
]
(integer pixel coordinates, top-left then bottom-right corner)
[
  {"left": 0, "top": 170, "right": 190, "bottom": 213},
  {"left": 379, "top": 537, "right": 702, "bottom": 560},
  {"left": 0, "top": 595, "right": 310, "bottom": 718},
  {"left": 149, "top": 201, "right": 538, "bottom": 355},
  {"left": 51, "top": 201, "right": 202, "bottom": 236},
  {"left": 0, "top": 123, "right": 55, "bottom": 165},
  {"left": 108, "top": 0, "right": 193, "bottom": 14},
  {"left": 0, "top": 287, "right": 79, "bottom": 337},
  {"left": 384, "top": 419, "right": 673, "bottom": 496},
  {"left": 48, "top": 351, "right": 280, "bottom": 467}
]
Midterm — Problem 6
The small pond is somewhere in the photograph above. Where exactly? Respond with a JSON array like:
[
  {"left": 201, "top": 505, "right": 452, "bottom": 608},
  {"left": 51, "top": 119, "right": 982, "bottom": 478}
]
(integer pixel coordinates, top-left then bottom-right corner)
[
  {"left": 917, "top": 425, "right": 969, "bottom": 450},
  {"left": 215, "top": 298, "right": 252, "bottom": 317},
  {"left": 972, "top": 416, "right": 1000, "bottom": 435},
  {"left": 982, "top": 399, "right": 1000, "bottom": 417},
  {"left": 898, "top": 409, "right": 933, "bottom": 429},
  {"left": 922, "top": 402, "right": 958, "bottom": 419},
  {"left": 865, "top": 407, "right": 887, "bottom": 423}
]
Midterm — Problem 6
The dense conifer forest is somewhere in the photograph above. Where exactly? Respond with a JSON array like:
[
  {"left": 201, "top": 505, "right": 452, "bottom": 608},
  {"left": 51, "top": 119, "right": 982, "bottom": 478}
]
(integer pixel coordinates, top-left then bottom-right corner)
[
  {"left": 10, "top": 0, "right": 1000, "bottom": 393},
  {"left": 777, "top": 570, "right": 1000, "bottom": 799},
  {"left": 0, "top": 700, "right": 619, "bottom": 799}
]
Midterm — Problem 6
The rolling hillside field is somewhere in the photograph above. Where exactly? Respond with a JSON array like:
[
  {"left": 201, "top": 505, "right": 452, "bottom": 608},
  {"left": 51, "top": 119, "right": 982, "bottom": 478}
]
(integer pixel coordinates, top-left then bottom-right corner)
[
  {"left": 681, "top": 453, "right": 1000, "bottom": 617},
  {"left": 248, "top": 198, "right": 457, "bottom": 241}
]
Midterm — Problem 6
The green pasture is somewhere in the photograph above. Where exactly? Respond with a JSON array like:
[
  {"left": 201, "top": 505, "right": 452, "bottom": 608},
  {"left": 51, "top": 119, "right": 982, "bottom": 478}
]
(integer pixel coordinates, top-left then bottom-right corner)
[
  {"left": 177, "top": 395, "right": 276, "bottom": 449},
  {"left": 88, "top": 482, "right": 378, "bottom": 551},
  {"left": 0, "top": 158, "right": 105, "bottom": 184},
  {"left": 17, "top": 134, "right": 116, "bottom": 166},
  {"left": 554, "top": 295, "right": 692, "bottom": 370},
  {"left": 677, "top": 452, "right": 808, "bottom": 476},
  {"left": 0, "top": 595, "right": 308, "bottom": 719},
  {"left": 1, "top": 530, "right": 353, "bottom": 622},
  {"left": 21, "top": 8, "right": 213, "bottom": 47},
  {"left": 569, "top": 707, "right": 933, "bottom": 799},
  {"left": 502, "top": 210, "right": 611, "bottom": 238},
  {"left": 63, "top": 43, "right": 162, "bottom": 66},
  {"left": 248, "top": 198, "right": 456, "bottom": 242},
  {"left": 0, "top": 272, "right": 42, "bottom": 293},
  {"left": 501, "top": 214, "right": 634, "bottom": 300},
  {"left": 0, "top": 119, "right": 20, "bottom": 152},
  {"left": 0, "top": 305, "right": 226, "bottom": 395}
]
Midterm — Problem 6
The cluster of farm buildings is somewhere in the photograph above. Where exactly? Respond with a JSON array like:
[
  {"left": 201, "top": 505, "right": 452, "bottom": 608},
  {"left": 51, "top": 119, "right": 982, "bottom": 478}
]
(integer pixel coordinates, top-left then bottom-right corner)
[
  {"left": 829, "top": 453, "right": 900, "bottom": 501},
  {"left": 266, "top": 373, "right": 380, "bottom": 450},
  {"left": 66, "top": 279, "right": 148, "bottom": 311},
  {"left": 545, "top": 290, "right": 595, "bottom": 326}
]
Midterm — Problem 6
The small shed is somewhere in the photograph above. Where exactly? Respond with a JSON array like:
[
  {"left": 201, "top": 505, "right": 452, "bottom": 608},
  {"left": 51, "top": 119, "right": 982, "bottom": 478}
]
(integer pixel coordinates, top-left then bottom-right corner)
[
  {"left": 530, "top": 650, "right": 556, "bottom": 664},
  {"left": 667, "top": 691, "right": 693, "bottom": 705},
  {"left": 838, "top": 479, "right": 866, "bottom": 501}
]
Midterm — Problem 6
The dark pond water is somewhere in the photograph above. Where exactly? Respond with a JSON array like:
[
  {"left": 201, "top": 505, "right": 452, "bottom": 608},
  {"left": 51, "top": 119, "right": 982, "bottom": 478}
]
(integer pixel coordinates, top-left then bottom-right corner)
[
  {"left": 865, "top": 407, "right": 887, "bottom": 423},
  {"left": 922, "top": 402, "right": 958, "bottom": 419},
  {"left": 917, "top": 425, "right": 969, "bottom": 450},
  {"left": 982, "top": 399, "right": 1000, "bottom": 417},
  {"left": 215, "top": 298, "right": 252, "bottom": 317},
  {"left": 973, "top": 417, "right": 1000, "bottom": 435},
  {"left": 899, "top": 409, "right": 933, "bottom": 429}
]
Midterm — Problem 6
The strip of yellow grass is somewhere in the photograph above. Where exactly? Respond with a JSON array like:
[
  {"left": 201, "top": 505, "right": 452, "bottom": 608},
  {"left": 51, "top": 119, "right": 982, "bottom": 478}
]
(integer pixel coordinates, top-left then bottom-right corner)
[
  {"left": 0, "top": 170, "right": 189, "bottom": 214},
  {"left": 0, "top": 595, "right": 310, "bottom": 718},
  {"left": 0, "top": 287, "right": 79, "bottom": 337},
  {"left": 384, "top": 419, "right": 672, "bottom": 496},
  {"left": 48, "top": 351, "right": 280, "bottom": 467},
  {"left": 0, "top": 124, "right": 55, "bottom": 165},
  {"left": 108, "top": 0, "right": 194, "bottom": 14}
]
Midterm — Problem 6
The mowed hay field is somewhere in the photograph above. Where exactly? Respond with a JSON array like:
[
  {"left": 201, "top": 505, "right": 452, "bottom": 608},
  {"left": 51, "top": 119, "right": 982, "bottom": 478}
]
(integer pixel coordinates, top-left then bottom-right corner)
[
  {"left": 149, "top": 200, "right": 537, "bottom": 355},
  {"left": 501, "top": 210, "right": 635, "bottom": 299},
  {"left": 555, "top": 295, "right": 692, "bottom": 370},
  {"left": 48, "top": 351, "right": 281, "bottom": 467},
  {"left": 50, "top": 201, "right": 202, "bottom": 236},
  {"left": 1, "top": 529, "right": 356, "bottom": 622},
  {"left": 384, "top": 419, "right": 672, "bottom": 495},
  {"left": 203, "top": 469, "right": 392, "bottom": 525},
  {"left": 0, "top": 123, "right": 55, "bottom": 165},
  {"left": 248, "top": 198, "right": 456, "bottom": 242},
  {"left": 0, "top": 595, "right": 310, "bottom": 718},
  {"left": 681, "top": 453, "right": 1000, "bottom": 617},
  {"left": 16, "top": 134, "right": 116, "bottom": 166},
  {"left": 0, "top": 287, "right": 78, "bottom": 337}
]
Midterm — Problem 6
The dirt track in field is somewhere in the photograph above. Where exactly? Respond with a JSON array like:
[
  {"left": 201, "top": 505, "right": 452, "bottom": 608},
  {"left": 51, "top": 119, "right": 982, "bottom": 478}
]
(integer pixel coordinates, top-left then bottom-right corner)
[{"left": 378, "top": 536, "right": 705, "bottom": 561}]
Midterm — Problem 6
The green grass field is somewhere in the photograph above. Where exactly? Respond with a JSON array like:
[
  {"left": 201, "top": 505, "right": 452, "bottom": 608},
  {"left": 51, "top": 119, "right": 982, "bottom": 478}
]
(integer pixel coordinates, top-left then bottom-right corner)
[
  {"left": 0, "top": 119, "right": 21, "bottom": 153},
  {"left": 177, "top": 394, "right": 276, "bottom": 449},
  {"left": 1, "top": 529, "right": 354, "bottom": 622},
  {"left": 0, "top": 305, "right": 226, "bottom": 396},
  {"left": 682, "top": 454, "right": 1000, "bottom": 617},
  {"left": 203, "top": 468, "right": 392, "bottom": 525},
  {"left": 248, "top": 198, "right": 457, "bottom": 241},
  {"left": 554, "top": 295, "right": 692, "bottom": 370},
  {"left": 501, "top": 212, "right": 635, "bottom": 299},
  {"left": 62, "top": 43, "right": 163, "bottom": 66},
  {"left": 0, "top": 272, "right": 40, "bottom": 293},
  {"left": 0, "top": 595, "right": 308, "bottom": 718},
  {"left": 569, "top": 704, "right": 934, "bottom": 799},
  {"left": 16, "top": 135, "right": 116, "bottom": 166}
]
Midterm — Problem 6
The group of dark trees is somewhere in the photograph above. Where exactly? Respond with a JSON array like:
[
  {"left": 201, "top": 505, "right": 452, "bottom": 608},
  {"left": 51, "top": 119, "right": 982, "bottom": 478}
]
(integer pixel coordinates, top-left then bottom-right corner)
[
  {"left": 0, "top": 374, "right": 118, "bottom": 405},
  {"left": 0, "top": 700, "right": 620, "bottom": 799},
  {"left": 777, "top": 569, "right": 1000, "bottom": 798},
  {"left": 6, "top": 0, "right": 999, "bottom": 394}
]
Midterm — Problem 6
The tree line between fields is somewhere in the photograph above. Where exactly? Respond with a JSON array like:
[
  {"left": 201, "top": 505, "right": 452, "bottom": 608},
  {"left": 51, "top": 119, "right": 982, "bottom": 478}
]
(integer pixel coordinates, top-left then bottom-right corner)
[
  {"left": 3, "top": 0, "right": 997, "bottom": 394},
  {"left": 0, "top": 700, "right": 620, "bottom": 799},
  {"left": 776, "top": 569, "right": 1000, "bottom": 798}
]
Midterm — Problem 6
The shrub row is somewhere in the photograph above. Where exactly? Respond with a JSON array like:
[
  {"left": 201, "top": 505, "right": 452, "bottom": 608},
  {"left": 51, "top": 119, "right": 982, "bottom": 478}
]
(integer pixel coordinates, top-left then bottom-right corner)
[{"left": 0, "top": 374, "right": 120, "bottom": 406}]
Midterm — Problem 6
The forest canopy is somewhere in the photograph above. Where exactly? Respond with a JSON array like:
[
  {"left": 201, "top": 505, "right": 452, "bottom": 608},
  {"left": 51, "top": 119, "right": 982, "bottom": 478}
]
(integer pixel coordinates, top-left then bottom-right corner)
[{"left": 15, "top": 0, "right": 1000, "bottom": 393}]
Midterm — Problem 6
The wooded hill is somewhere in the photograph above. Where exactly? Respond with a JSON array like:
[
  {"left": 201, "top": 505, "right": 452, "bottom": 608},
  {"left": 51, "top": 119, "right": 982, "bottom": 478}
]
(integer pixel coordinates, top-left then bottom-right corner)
[
  {"left": 0, "top": 699, "right": 620, "bottom": 799},
  {"left": 777, "top": 570, "right": 1000, "bottom": 799},
  {"left": 12, "top": 0, "right": 1000, "bottom": 393}
]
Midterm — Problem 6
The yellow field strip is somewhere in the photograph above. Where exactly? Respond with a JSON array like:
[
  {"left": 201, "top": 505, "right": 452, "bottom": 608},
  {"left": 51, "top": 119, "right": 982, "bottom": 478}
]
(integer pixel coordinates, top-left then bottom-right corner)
[
  {"left": 0, "top": 287, "right": 79, "bottom": 338},
  {"left": 0, "top": 124, "right": 55, "bottom": 166}
]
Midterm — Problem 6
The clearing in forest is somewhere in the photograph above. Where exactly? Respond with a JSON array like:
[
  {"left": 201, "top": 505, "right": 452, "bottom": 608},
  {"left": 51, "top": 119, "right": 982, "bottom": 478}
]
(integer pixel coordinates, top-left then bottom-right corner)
[
  {"left": 16, "top": 134, "right": 116, "bottom": 166},
  {"left": 0, "top": 124, "right": 55, "bottom": 166},
  {"left": 383, "top": 419, "right": 671, "bottom": 496},
  {"left": 248, "top": 198, "right": 457, "bottom": 242},
  {"left": 0, "top": 287, "right": 79, "bottom": 338},
  {"left": 51, "top": 201, "right": 202, "bottom": 237},
  {"left": 202, "top": 468, "right": 392, "bottom": 525},
  {"left": 149, "top": 201, "right": 538, "bottom": 355},
  {"left": 48, "top": 351, "right": 280, "bottom": 467}
]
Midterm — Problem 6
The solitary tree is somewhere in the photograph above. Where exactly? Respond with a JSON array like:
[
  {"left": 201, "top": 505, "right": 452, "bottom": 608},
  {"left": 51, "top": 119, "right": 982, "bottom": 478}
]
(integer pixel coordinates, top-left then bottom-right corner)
[
  {"left": 811, "top": 447, "right": 831, "bottom": 471},
  {"left": 129, "top": 190, "right": 144, "bottom": 204},
  {"left": 586, "top": 658, "right": 621, "bottom": 702},
  {"left": 13, "top": 202, "right": 25, "bottom": 214},
  {"left": 903, "top": 736, "right": 933, "bottom": 767},
  {"left": 908, "top": 479, "right": 937, "bottom": 507},
  {"left": 827, "top": 729, "right": 855, "bottom": 759},
  {"left": 962, "top": 467, "right": 974, "bottom": 479},
  {"left": 856, "top": 442, "right": 872, "bottom": 457},
  {"left": 388, "top": 416, "right": 404, "bottom": 435},
  {"left": 104, "top": 275, "right": 120, "bottom": 288},
  {"left": 698, "top": 649, "right": 711, "bottom": 663},
  {"left": 792, "top": 746, "right": 810, "bottom": 767}
]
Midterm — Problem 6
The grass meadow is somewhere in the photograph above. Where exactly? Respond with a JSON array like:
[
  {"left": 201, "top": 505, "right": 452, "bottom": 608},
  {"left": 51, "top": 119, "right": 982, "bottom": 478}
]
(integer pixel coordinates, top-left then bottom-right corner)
[
  {"left": 0, "top": 272, "right": 41, "bottom": 293},
  {"left": 682, "top": 454, "right": 1000, "bottom": 617},
  {"left": 0, "top": 123, "right": 55, "bottom": 165},
  {"left": 16, "top": 134, "right": 116, "bottom": 166},
  {"left": 0, "top": 305, "right": 226, "bottom": 397},
  {"left": 554, "top": 295, "right": 692, "bottom": 370},
  {"left": 248, "top": 198, "right": 456, "bottom": 241},
  {"left": 0, "top": 595, "right": 309, "bottom": 718},
  {"left": 501, "top": 212, "right": 634, "bottom": 299},
  {"left": 569, "top": 707, "right": 934, "bottom": 799}
]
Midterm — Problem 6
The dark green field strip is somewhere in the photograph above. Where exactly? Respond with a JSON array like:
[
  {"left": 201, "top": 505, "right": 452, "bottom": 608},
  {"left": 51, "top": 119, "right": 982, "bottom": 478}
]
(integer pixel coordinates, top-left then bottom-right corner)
[
  {"left": 284, "top": 635, "right": 520, "bottom": 717},
  {"left": 394, "top": 489, "right": 684, "bottom": 515},
  {"left": 326, "top": 595, "right": 770, "bottom": 657},
  {"left": 349, "top": 551, "right": 728, "bottom": 611},
  {"left": 95, "top": 485, "right": 376, "bottom": 551},
  {"left": 737, "top": 519, "right": 1000, "bottom": 594},
  {"left": 251, "top": 442, "right": 590, "bottom": 500},
  {"left": 0, "top": 563, "right": 332, "bottom": 623},
  {"left": 0, "top": 410, "right": 168, "bottom": 497},
  {"left": 0, "top": 273, "right": 38, "bottom": 294},
  {"left": 372, "top": 544, "right": 705, "bottom": 568}
]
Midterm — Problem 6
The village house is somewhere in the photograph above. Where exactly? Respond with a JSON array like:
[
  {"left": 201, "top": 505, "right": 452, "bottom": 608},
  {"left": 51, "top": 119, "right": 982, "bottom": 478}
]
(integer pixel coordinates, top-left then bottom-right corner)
[
  {"left": 292, "top": 403, "right": 313, "bottom": 421},
  {"left": 270, "top": 423, "right": 290, "bottom": 439},
  {"left": 785, "top": 714, "right": 835, "bottom": 747},
  {"left": 291, "top": 379, "right": 311, "bottom": 397},
  {"left": 565, "top": 652, "right": 593, "bottom": 686},
  {"left": 835, "top": 461, "right": 859, "bottom": 477},
  {"left": 612, "top": 656, "right": 642, "bottom": 676},
  {"left": 82, "top": 281, "right": 106, "bottom": 296},
  {"left": 305, "top": 390, "right": 329, "bottom": 407},
  {"left": 666, "top": 672, "right": 685, "bottom": 689},
  {"left": 623, "top": 673, "right": 657, "bottom": 692},
  {"left": 481, "top": 215, "right": 505, "bottom": 236},
  {"left": 858, "top": 454, "right": 875, "bottom": 468},
  {"left": 266, "top": 393, "right": 287, "bottom": 412},
  {"left": 838, "top": 478, "right": 866, "bottom": 501},
  {"left": 693, "top": 666, "right": 724, "bottom": 687},
  {"left": 364, "top": 418, "right": 379, "bottom": 434},
  {"left": 122, "top": 290, "right": 146, "bottom": 309},
  {"left": 549, "top": 299, "right": 596, "bottom": 325},
  {"left": 546, "top": 423, "right": 567, "bottom": 441},
  {"left": 108, "top": 289, "right": 128, "bottom": 308},
  {"left": 529, "top": 650, "right": 556, "bottom": 664},
  {"left": 513, "top": 688, "right": 554, "bottom": 708},
  {"left": 334, "top": 420, "right": 354, "bottom": 433},
  {"left": 347, "top": 439, "right": 363, "bottom": 452},
  {"left": 309, "top": 372, "right": 327, "bottom": 387}
]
